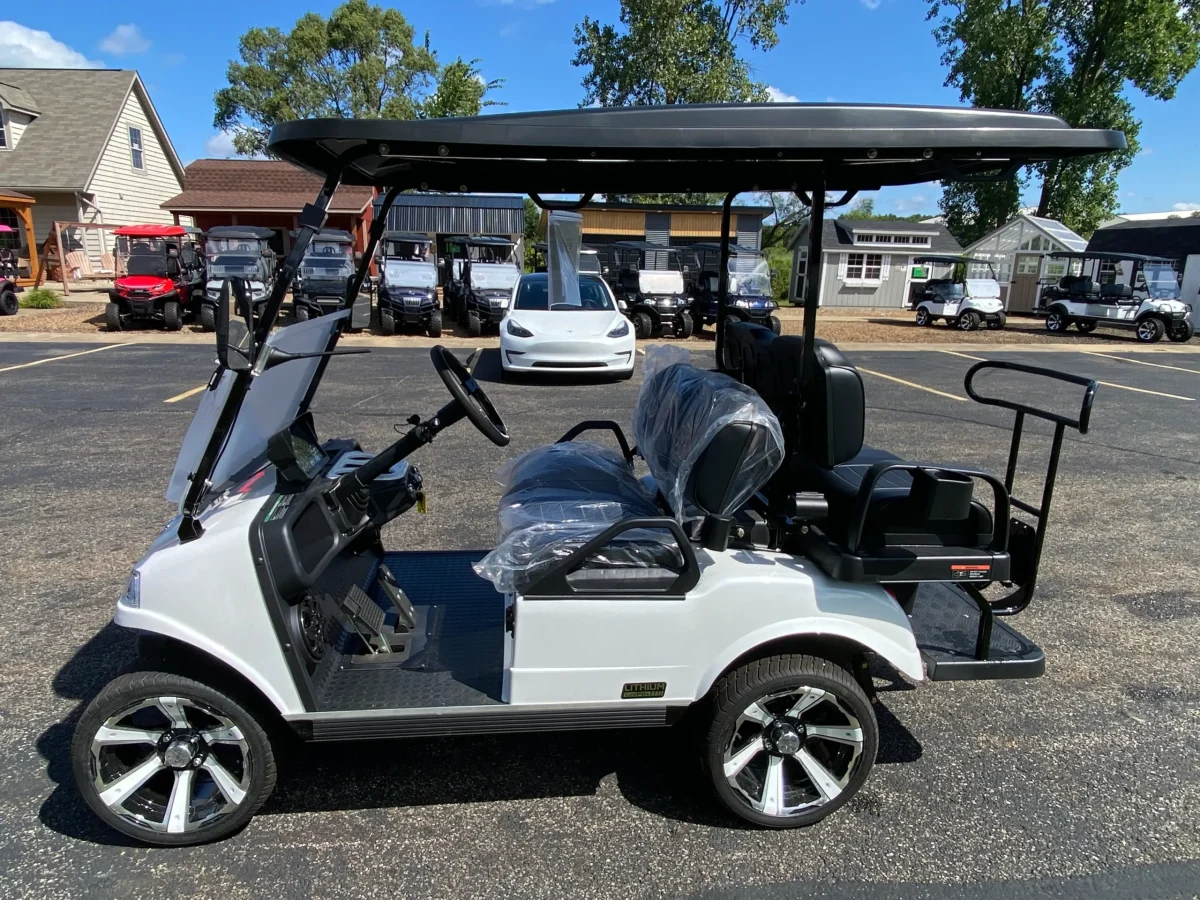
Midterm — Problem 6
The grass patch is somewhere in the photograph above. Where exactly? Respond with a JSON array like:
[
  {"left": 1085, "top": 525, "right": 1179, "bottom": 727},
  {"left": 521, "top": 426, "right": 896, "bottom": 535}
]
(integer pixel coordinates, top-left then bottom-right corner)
[{"left": 18, "top": 288, "right": 64, "bottom": 309}]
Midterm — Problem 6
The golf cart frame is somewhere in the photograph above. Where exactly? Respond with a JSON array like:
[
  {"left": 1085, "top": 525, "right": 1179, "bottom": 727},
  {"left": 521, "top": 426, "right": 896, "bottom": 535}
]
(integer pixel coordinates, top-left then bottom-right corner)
[
  {"left": 71, "top": 104, "right": 1122, "bottom": 844},
  {"left": 442, "top": 235, "right": 521, "bottom": 336},
  {"left": 199, "top": 226, "right": 277, "bottom": 332},
  {"left": 685, "top": 240, "right": 780, "bottom": 335},
  {"left": 910, "top": 254, "right": 1006, "bottom": 331},
  {"left": 1038, "top": 251, "right": 1193, "bottom": 342},
  {"left": 106, "top": 224, "right": 205, "bottom": 331},
  {"left": 292, "top": 228, "right": 371, "bottom": 329},
  {"left": 608, "top": 240, "right": 693, "bottom": 339},
  {"left": 0, "top": 230, "right": 21, "bottom": 316},
  {"left": 376, "top": 232, "right": 441, "bottom": 337}
]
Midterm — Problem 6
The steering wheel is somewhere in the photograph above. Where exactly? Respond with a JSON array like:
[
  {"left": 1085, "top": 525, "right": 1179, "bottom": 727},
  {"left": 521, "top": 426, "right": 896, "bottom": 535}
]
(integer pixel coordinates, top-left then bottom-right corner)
[{"left": 430, "top": 346, "right": 510, "bottom": 447}]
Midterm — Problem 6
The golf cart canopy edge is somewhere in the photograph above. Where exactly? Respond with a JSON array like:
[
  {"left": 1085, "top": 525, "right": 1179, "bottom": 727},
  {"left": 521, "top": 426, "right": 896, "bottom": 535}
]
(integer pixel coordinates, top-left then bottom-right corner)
[
  {"left": 912, "top": 255, "right": 985, "bottom": 266},
  {"left": 1046, "top": 251, "right": 1175, "bottom": 263},
  {"left": 205, "top": 225, "right": 276, "bottom": 239},
  {"left": 114, "top": 224, "right": 188, "bottom": 238}
]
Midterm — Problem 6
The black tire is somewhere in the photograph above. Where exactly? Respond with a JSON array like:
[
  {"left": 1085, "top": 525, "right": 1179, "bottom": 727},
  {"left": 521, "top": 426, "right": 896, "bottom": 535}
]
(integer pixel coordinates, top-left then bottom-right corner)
[
  {"left": 466, "top": 310, "right": 482, "bottom": 338},
  {"left": 1075, "top": 319, "right": 1096, "bottom": 334},
  {"left": 427, "top": 308, "right": 443, "bottom": 338},
  {"left": 105, "top": 302, "right": 123, "bottom": 332},
  {"left": 767, "top": 314, "right": 782, "bottom": 335},
  {"left": 71, "top": 671, "right": 276, "bottom": 847},
  {"left": 379, "top": 308, "right": 396, "bottom": 336},
  {"left": 632, "top": 312, "right": 653, "bottom": 340},
  {"left": 0, "top": 288, "right": 18, "bottom": 316},
  {"left": 705, "top": 653, "right": 877, "bottom": 829},
  {"left": 676, "top": 310, "right": 694, "bottom": 339},
  {"left": 1167, "top": 320, "right": 1194, "bottom": 343},
  {"left": 163, "top": 301, "right": 183, "bottom": 332},
  {"left": 956, "top": 310, "right": 980, "bottom": 332},
  {"left": 915, "top": 306, "right": 931, "bottom": 327},
  {"left": 1136, "top": 316, "right": 1165, "bottom": 343},
  {"left": 198, "top": 304, "right": 216, "bottom": 333},
  {"left": 294, "top": 304, "right": 310, "bottom": 323},
  {"left": 1045, "top": 309, "right": 1070, "bottom": 333},
  {"left": 986, "top": 312, "right": 1006, "bottom": 330}
]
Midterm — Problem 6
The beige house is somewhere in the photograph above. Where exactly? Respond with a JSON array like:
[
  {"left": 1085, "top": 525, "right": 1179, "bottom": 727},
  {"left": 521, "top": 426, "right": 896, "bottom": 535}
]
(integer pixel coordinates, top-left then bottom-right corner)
[{"left": 0, "top": 68, "right": 185, "bottom": 263}]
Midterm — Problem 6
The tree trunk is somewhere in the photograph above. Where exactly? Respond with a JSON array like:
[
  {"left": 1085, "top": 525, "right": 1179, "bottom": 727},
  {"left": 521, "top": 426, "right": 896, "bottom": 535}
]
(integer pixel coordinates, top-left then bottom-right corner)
[{"left": 1036, "top": 159, "right": 1059, "bottom": 217}]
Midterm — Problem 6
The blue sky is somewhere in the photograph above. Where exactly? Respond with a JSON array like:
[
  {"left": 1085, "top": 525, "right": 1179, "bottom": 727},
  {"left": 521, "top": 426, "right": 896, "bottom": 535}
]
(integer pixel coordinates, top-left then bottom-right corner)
[{"left": 3, "top": 0, "right": 1198, "bottom": 216}]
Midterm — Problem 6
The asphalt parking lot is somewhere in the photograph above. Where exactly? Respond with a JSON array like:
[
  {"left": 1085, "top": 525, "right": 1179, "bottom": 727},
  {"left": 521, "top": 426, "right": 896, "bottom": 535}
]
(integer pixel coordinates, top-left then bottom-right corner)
[{"left": 1, "top": 338, "right": 1199, "bottom": 900}]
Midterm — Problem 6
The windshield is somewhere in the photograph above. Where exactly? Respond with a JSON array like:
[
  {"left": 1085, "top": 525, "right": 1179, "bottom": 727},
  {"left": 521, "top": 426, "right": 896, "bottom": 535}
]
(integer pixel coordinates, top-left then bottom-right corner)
[
  {"left": 515, "top": 276, "right": 613, "bottom": 311},
  {"left": 382, "top": 239, "right": 431, "bottom": 260},
  {"left": 933, "top": 281, "right": 965, "bottom": 300},
  {"left": 384, "top": 258, "right": 437, "bottom": 289},
  {"left": 470, "top": 243, "right": 517, "bottom": 265},
  {"left": 580, "top": 253, "right": 602, "bottom": 275},
  {"left": 728, "top": 255, "right": 771, "bottom": 296},
  {"left": 120, "top": 238, "right": 170, "bottom": 277},
  {"left": 302, "top": 241, "right": 353, "bottom": 280},
  {"left": 470, "top": 262, "right": 520, "bottom": 291},
  {"left": 1142, "top": 263, "right": 1180, "bottom": 299}
]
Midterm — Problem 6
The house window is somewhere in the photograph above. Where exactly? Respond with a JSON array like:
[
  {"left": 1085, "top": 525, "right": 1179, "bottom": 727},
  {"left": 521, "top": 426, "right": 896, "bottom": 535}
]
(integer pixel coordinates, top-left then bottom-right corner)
[
  {"left": 0, "top": 110, "right": 8, "bottom": 150},
  {"left": 0, "top": 207, "right": 19, "bottom": 249},
  {"left": 845, "top": 253, "right": 883, "bottom": 282},
  {"left": 129, "top": 126, "right": 144, "bottom": 170},
  {"left": 1016, "top": 256, "right": 1041, "bottom": 276}
]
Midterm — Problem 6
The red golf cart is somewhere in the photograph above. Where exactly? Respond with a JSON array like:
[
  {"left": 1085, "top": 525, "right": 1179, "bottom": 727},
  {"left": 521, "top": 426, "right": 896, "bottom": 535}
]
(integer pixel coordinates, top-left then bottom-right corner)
[{"left": 107, "top": 225, "right": 205, "bottom": 331}]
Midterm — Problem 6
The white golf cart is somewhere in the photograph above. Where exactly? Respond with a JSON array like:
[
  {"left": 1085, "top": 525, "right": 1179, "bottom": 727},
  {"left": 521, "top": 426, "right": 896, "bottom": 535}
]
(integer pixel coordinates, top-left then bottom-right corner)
[
  {"left": 910, "top": 255, "right": 1006, "bottom": 331},
  {"left": 201, "top": 226, "right": 277, "bottom": 332},
  {"left": 1039, "top": 251, "right": 1193, "bottom": 342},
  {"left": 70, "top": 104, "right": 1119, "bottom": 845}
]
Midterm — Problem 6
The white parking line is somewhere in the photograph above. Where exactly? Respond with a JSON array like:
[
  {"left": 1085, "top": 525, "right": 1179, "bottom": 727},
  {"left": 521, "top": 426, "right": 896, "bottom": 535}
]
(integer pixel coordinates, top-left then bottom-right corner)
[
  {"left": 857, "top": 367, "right": 967, "bottom": 402},
  {"left": 1084, "top": 351, "right": 1200, "bottom": 375},
  {"left": 0, "top": 342, "right": 128, "bottom": 373},
  {"left": 1095, "top": 380, "right": 1193, "bottom": 402},
  {"left": 467, "top": 347, "right": 483, "bottom": 374},
  {"left": 937, "top": 349, "right": 988, "bottom": 362},
  {"left": 164, "top": 385, "right": 208, "bottom": 404}
]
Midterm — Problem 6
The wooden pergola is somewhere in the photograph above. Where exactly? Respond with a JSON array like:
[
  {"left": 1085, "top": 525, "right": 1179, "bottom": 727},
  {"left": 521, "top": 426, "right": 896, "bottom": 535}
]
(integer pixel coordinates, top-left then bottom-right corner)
[{"left": 0, "top": 188, "right": 38, "bottom": 285}]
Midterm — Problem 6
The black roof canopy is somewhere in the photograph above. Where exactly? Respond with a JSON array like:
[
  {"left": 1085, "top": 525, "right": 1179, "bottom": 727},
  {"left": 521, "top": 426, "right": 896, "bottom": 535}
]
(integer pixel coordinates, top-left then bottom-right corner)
[
  {"left": 690, "top": 241, "right": 763, "bottom": 255},
  {"left": 1087, "top": 218, "right": 1200, "bottom": 261},
  {"left": 1046, "top": 250, "right": 1174, "bottom": 263},
  {"left": 382, "top": 231, "right": 432, "bottom": 244},
  {"left": 205, "top": 225, "right": 276, "bottom": 239},
  {"left": 445, "top": 235, "right": 516, "bottom": 247},
  {"left": 268, "top": 104, "right": 1123, "bottom": 193},
  {"left": 912, "top": 255, "right": 979, "bottom": 265}
]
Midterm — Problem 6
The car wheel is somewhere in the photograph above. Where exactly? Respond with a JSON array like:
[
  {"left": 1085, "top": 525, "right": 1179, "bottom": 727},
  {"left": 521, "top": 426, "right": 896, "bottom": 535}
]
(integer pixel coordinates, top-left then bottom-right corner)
[
  {"left": 705, "top": 653, "right": 877, "bottom": 829},
  {"left": 1167, "top": 320, "right": 1194, "bottom": 343},
  {"left": 956, "top": 310, "right": 980, "bottom": 331},
  {"left": 1136, "top": 317, "right": 1165, "bottom": 343},
  {"left": 986, "top": 313, "right": 1006, "bottom": 330},
  {"left": 632, "top": 312, "right": 653, "bottom": 340},
  {"left": 163, "top": 301, "right": 184, "bottom": 332},
  {"left": 915, "top": 307, "right": 931, "bottom": 327},
  {"left": 0, "top": 288, "right": 18, "bottom": 316},
  {"left": 1075, "top": 320, "right": 1096, "bottom": 334},
  {"left": 428, "top": 309, "right": 443, "bottom": 338},
  {"left": 71, "top": 671, "right": 276, "bottom": 847},
  {"left": 105, "top": 302, "right": 123, "bottom": 332},
  {"left": 198, "top": 304, "right": 216, "bottom": 333},
  {"left": 294, "top": 305, "right": 310, "bottom": 323},
  {"left": 676, "top": 310, "right": 694, "bottom": 339},
  {"left": 467, "top": 310, "right": 482, "bottom": 338},
  {"left": 767, "top": 314, "right": 782, "bottom": 335},
  {"left": 379, "top": 308, "right": 395, "bottom": 336},
  {"left": 1045, "top": 310, "right": 1069, "bottom": 333}
]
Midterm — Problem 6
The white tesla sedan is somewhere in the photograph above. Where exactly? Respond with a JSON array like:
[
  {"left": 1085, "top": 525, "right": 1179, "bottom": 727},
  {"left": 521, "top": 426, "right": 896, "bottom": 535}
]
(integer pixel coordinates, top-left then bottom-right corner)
[{"left": 500, "top": 272, "right": 636, "bottom": 378}]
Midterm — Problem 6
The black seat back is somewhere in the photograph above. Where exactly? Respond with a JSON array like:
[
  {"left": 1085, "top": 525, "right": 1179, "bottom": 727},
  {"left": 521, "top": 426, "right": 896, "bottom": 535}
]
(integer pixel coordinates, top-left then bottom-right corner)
[{"left": 1100, "top": 282, "right": 1132, "bottom": 300}]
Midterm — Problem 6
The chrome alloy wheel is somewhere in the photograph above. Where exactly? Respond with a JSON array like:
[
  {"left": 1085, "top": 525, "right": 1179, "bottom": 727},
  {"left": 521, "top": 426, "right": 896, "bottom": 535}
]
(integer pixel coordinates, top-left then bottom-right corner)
[
  {"left": 88, "top": 696, "right": 252, "bottom": 836},
  {"left": 721, "top": 686, "right": 865, "bottom": 819}
]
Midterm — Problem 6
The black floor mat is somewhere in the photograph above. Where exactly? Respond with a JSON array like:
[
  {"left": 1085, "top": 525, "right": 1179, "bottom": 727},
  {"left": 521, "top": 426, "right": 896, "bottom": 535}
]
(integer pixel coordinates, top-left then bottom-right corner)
[{"left": 909, "top": 582, "right": 1043, "bottom": 679}]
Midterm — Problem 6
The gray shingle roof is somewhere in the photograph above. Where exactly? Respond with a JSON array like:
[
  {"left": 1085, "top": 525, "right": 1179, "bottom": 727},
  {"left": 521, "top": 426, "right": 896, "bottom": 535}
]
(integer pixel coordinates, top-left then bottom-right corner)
[
  {"left": 822, "top": 218, "right": 961, "bottom": 253},
  {"left": 0, "top": 69, "right": 137, "bottom": 191},
  {"left": 0, "top": 81, "right": 40, "bottom": 114}
]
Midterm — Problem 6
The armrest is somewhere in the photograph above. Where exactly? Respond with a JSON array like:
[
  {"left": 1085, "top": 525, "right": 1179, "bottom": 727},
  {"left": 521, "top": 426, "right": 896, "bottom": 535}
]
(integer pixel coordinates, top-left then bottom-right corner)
[
  {"left": 845, "top": 462, "right": 1010, "bottom": 554},
  {"left": 523, "top": 516, "right": 699, "bottom": 596},
  {"left": 557, "top": 420, "right": 634, "bottom": 464}
]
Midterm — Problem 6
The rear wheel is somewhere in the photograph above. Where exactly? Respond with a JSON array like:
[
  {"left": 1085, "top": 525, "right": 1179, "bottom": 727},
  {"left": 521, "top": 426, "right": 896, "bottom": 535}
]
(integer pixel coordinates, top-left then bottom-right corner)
[
  {"left": 1045, "top": 310, "right": 1070, "bottom": 333},
  {"left": 198, "top": 304, "right": 216, "bottom": 333},
  {"left": 676, "top": 310, "right": 694, "bottom": 339},
  {"left": 71, "top": 671, "right": 276, "bottom": 846},
  {"left": 1075, "top": 319, "right": 1096, "bottom": 334},
  {"left": 705, "top": 654, "right": 877, "bottom": 829},
  {"left": 1136, "top": 317, "right": 1165, "bottom": 343},
  {"left": 915, "top": 306, "right": 931, "bottom": 327},
  {"left": 632, "top": 312, "right": 653, "bottom": 340},
  {"left": 0, "top": 288, "right": 18, "bottom": 316},
  {"left": 767, "top": 314, "right": 782, "bottom": 335},
  {"left": 466, "top": 310, "right": 482, "bottom": 338},
  {"left": 1167, "top": 320, "right": 1194, "bottom": 343},
  {"left": 294, "top": 304, "right": 310, "bottom": 323},
  {"left": 427, "top": 308, "right": 443, "bottom": 338},
  {"left": 379, "top": 308, "right": 396, "bottom": 336},
  {"left": 105, "top": 302, "right": 123, "bottom": 332},
  {"left": 956, "top": 310, "right": 980, "bottom": 331}
]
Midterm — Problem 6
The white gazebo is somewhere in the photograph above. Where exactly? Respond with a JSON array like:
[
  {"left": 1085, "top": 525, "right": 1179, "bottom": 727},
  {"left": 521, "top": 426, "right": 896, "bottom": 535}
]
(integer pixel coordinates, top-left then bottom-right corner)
[{"left": 962, "top": 215, "right": 1087, "bottom": 312}]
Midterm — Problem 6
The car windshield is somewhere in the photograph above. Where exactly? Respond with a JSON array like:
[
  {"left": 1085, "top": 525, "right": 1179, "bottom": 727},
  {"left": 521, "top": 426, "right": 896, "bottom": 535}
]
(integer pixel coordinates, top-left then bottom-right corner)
[
  {"left": 122, "top": 238, "right": 170, "bottom": 277},
  {"left": 728, "top": 255, "right": 771, "bottom": 296},
  {"left": 933, "top": 281, "right": 965, "bottom": 300},
  {"left": 514, "top": 276, "right": 613, "bottom": 311},
  {"left": 302, "top": 241, "right": 353, "bottom": 279},
  {"left": 1142, "top": 263, "right": 1180, "bottom": 299}
]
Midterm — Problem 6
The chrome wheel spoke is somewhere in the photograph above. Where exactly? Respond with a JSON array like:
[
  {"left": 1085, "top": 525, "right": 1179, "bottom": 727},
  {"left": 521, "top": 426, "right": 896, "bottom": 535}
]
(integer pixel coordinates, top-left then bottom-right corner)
[
  {"left": 165, "top": 769, "right": 195, "bottom": 834},
  {"left": 98, "top": 754, "right": 165, "bottom": 809},
  {"left": 203, "top": 757, "right": 247, "bottom": 806},
  {"left": 755, "top": 755, "right": 786, "bottom": 816},
  {"left": 806, "top": 725, "right": 863, "bottom": 747},
  {"left": 795, "top": 748, "right": 843, "bottom": 802},
  {"left": 741, "top": 702, "right": 773, "bottom": 726},
  {"left": 94, "top": 725, "right": 162, "bottom": 746},
  {"left": 201, "top": 725, "right": 245, "bottom": 744},
  {"left": 155, "top": 697, "right": 191, "bottom": 731},
  {"left": 785, "top": 687, "right": 826, "bottom": 719},
  {"left": 723, "top": 736, "right": 764, "bottom": 779}
]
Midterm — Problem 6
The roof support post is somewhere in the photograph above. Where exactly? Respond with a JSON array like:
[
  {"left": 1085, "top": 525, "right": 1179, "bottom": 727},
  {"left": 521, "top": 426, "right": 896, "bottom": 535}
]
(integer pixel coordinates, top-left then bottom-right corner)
[
  {"left": 714, "top": 190, "right": 737, "bottom": 371},
  {"left": 800, "top": 178, "right": 826, "bottom": 387},
  {"left": 347, "top": 185, "right": 402, "bottom": 306}
]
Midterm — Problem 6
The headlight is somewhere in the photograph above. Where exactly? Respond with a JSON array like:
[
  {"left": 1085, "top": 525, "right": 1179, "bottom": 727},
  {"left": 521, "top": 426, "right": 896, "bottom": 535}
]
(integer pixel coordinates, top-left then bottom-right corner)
[
  {"left": 607, "top": 319, "right": 630, "bottom": 338},
  {"left": 734, "top": 298, "right": 750, "bottom": 308},
  {"left": 506, "top": 319, "right": 533, "bottom": 338},
  {"left": 120, "top": 570, "right": 141, "bottom": 608}
]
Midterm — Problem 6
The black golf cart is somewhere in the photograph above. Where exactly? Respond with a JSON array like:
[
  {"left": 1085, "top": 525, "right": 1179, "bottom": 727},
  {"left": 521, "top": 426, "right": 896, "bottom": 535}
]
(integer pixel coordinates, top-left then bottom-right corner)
[
  {"left": 69, "top": 103, "right": 1122, "bottom": 844},
  {"left": 292, "top": 228, "right": 371, "bottom": 330},
  {"left": 685, "top": 241, "right": 780, "bottom": 335},
  {"left": 376, "top": 232, "right": 441, "bottom": 336},
  {"left": 608, "top": 240, "right": 693, "bottom": 338},
  {"left": 1038, "top": 251, "right": 1192, "bottom": 342},
  {"left": 0, "top": 243, "right": 21, "bottom": 316},
  {"left": 200, "top": 226, "right": 277, "bottom": 332},
  {"left": 533, "top": 241, "right": 605, "bottom": 276},
  {"left": 442, "top": 235, "right": 521, "bottom": 336}
]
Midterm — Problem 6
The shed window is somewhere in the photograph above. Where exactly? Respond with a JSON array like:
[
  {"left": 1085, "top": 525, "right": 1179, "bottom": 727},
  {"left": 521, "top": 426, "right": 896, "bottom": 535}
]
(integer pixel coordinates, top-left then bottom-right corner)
[
  {"left": 1016, "top": 256, "right": 1040, "bottom": 275},
  {"left": 845, "top": 253, "right": 883, "bottom": 281},
  {"left": 129, "top": 126, "right": 144, "bottom": 170}
]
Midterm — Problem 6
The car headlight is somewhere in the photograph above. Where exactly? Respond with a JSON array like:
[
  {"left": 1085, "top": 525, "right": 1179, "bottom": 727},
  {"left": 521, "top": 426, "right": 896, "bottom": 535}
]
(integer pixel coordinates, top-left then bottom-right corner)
[
  {"left": 506, "top": 319, "right": 533, "bottom": 338},
  {"left": 607, "top": 319, "right": 630, "bottom": 338},
  {"left": 734, "top": 298, "right": 750, "bottom": 308},
  {"left": 120, "top": 570, "right": 141, "bottom": 608}
]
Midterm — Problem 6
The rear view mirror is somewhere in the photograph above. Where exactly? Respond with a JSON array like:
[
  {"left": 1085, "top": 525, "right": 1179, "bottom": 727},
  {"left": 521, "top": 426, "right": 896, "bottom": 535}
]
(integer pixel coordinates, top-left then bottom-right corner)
[{"left": 215, "top": 279, "right": 254, "bottom": 372}]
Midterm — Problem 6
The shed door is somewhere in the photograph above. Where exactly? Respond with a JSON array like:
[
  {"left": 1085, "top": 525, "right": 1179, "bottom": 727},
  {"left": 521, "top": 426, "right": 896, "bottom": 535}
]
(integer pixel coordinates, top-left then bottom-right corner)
[
  {"left": 645, "top": 214, "right": 670, "bottom": 270},
  {"left": 1008, "top": 253, "right": 1042, "bottom": 312}
]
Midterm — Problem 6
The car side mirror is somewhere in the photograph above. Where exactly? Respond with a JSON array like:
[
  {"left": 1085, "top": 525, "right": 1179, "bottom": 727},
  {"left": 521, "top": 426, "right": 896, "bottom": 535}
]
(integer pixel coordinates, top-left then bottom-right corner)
[{"left": 215, "top": 279, "right": 254, "bottom": 372}]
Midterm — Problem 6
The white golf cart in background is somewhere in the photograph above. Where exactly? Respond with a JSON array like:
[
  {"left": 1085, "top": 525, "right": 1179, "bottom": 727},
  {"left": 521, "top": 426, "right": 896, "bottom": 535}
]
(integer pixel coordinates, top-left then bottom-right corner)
[
  {"left": 910, "top": 254, "right": 1006, "bottom": 331},
  {"left": 69, "top": 104, "right": 1119, "bottom": 845},
  {"left": 201, "top": 227, "right": 277, "bottom": 332},
  {"left": 1038, "top": 251, "right": 1193, "bottom": 342}
]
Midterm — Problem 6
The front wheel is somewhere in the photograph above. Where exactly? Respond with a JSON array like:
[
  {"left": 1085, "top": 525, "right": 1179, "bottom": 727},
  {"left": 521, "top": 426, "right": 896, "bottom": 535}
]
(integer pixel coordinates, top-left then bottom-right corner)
[
  {"left": 163, "top": 301, "right": 183, "bottom": 331},
  {"left": 767, "top": 314, "right": 782, "bottom": 335},
  {"left": 105, "top": 302, "right": 123, "bottom": 332},
  {"left": 1045, "top": 310, "right": 1070, "bottom": 333},
  {"left": 379, "top": 308, "right": 396, "bottom": 336},
  {"left": 1136, "top": 317, "right": 1165, "bottom": 343},
  {"left": 294, "top": 304, "right": 310, "bottom": 323},
  {"left": 915, "top": 306, "right": 931, "bottom": 327},
  {"left": 0, "top": 288, "right": 18, "bottom": 316},
  {"left": 956, "top": 310, "right": 980, "bottom": 331},
  {"left": 632, "top": 311, "right": 653, "bottom": 340},
  {"left": 705, "top": 653, "right": 877, "bottom": 828},
  {"left": 427, "top": 308, "right": 443, "bottom": 338},
  {"left": 466, "top": 310, "right": 482, "bottom": 338},
  {"left": 1167, "top": 320, "right": 1194, "bottom": 343},
  {"left": 71, "top": 671, "right": 277, "bottom": 846},
  {"left": 676, "top": 310, "right": 694, "bottom": 339},
  {"left": 198, "top": 304, "right": 216, "bottom": 333},
  {"left": 986, "top": 312, "right": 1006, "bottom": 330}
]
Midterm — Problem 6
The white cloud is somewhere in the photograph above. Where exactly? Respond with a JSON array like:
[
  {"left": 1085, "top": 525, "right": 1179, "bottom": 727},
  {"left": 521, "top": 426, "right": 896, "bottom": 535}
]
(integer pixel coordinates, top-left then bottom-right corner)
[
  {"left": 766, "top": 86, "right": 799, "bottom": 103},
  {"left": 1171, "top": 202, "right": 1200, "bottom": 211},
  {"left": 0, "top": 21, "right": 104, "bottom": 68},
  {"left": 99, "top": 24, "right": 151, "bottom": 55},
  {"left": 861, "top": 0, "right": 883, "bottom": 8},
  {"left": 204, "top": 131, "right": 239, "bottom": 159}
]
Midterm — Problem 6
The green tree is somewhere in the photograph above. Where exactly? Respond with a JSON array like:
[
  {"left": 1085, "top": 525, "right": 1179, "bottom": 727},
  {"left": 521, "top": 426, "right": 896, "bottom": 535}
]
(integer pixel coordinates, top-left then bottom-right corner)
[
  {"left": 215, "top": 0, "right": 503, "bottom": 156},
  {"left": 928, "top": 0, "right": 1200, "bottom": 238}
]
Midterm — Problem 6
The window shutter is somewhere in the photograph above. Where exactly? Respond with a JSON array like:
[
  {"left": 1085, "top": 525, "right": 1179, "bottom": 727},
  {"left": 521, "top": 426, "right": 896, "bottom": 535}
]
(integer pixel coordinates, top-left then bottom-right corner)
[
  {"left": 881, "top": 255, "right": 891, "bottom": 280},
  {"left": 838, "top": 253, "right": 847, "bottom": 280}
]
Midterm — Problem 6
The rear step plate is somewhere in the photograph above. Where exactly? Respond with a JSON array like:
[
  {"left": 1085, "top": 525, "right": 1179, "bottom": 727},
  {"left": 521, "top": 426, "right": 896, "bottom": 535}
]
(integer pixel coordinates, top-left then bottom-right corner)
[{"left": 908, "top": 583, "right": 1045, "bottom": 681}]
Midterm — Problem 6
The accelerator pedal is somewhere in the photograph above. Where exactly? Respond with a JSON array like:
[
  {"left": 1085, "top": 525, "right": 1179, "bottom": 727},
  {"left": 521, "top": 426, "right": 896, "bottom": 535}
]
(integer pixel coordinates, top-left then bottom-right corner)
[{"left": 339, "top": 581, "right": 413, "bottom": 662}]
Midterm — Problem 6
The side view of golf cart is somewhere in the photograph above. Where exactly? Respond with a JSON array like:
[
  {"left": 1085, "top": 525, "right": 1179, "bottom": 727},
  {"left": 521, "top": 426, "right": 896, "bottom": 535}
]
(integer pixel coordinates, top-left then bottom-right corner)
[
  {"left": 376, "top": 232, "right": 441, "bottom": 337},
  {"left": 70, "top": 104, "right": 1120, "bottom": 845},
  {"left": 291, "top": 228, "right": 371, "bottom": 330},
  {"left": 0, "top": 229, "right": 21, "bottom": 315},
  {"left": 910, "top": 255, "right": 1006, "bottom": 330},
  {"left": 200, "top": 227, "right": 277, "bottom": 332},
  {"left": 1039, "top": 251, "right": 1193, "bottom": 342},
  {"left": 442, "top": 235, "right": 521, "bottom": 336},
  {"left": 608, "top": 240, "right": 693, "bottom": 339},
  {"left": 106, "top": 225, "right": 206, "bottom": 331},
  {"left": 686, "top": 241, "right": 781, "bottom": 335}
]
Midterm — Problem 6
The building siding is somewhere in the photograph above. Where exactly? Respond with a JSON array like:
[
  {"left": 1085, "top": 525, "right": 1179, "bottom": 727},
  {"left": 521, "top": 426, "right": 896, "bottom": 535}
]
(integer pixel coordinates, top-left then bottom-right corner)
[
  {"left": 5, "top": 109, "right": 34, "bottom": 148},
  {"left": 28, "top": 191, "right": 80, "bottom": 243},
  {"left": 582, "top": 209, "right": 645, "bottom": 235},
  {"left": 385, "top": 204, "right": 522, "bottom": 236},
  {"left": 821, "top": 251, "right": 912, "bottom": 308},
  {"left": 86, "top": 89, "right": 181, "bottom": 227}
]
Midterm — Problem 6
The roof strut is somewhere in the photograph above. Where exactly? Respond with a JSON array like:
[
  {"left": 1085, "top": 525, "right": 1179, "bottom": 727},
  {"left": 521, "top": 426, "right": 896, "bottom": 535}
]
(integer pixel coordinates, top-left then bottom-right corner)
[
  {"left": 714, "top": 191, "right": 737, "bottom": 372},
  {"left": 529, "top": 193, "right": 595, "bottom": 212},
  {"left": 800, "top": 180, "right": 827, "bottom": 388},
  {"left": 346, "top": 185, "right": 403, "bottom": 310}
]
